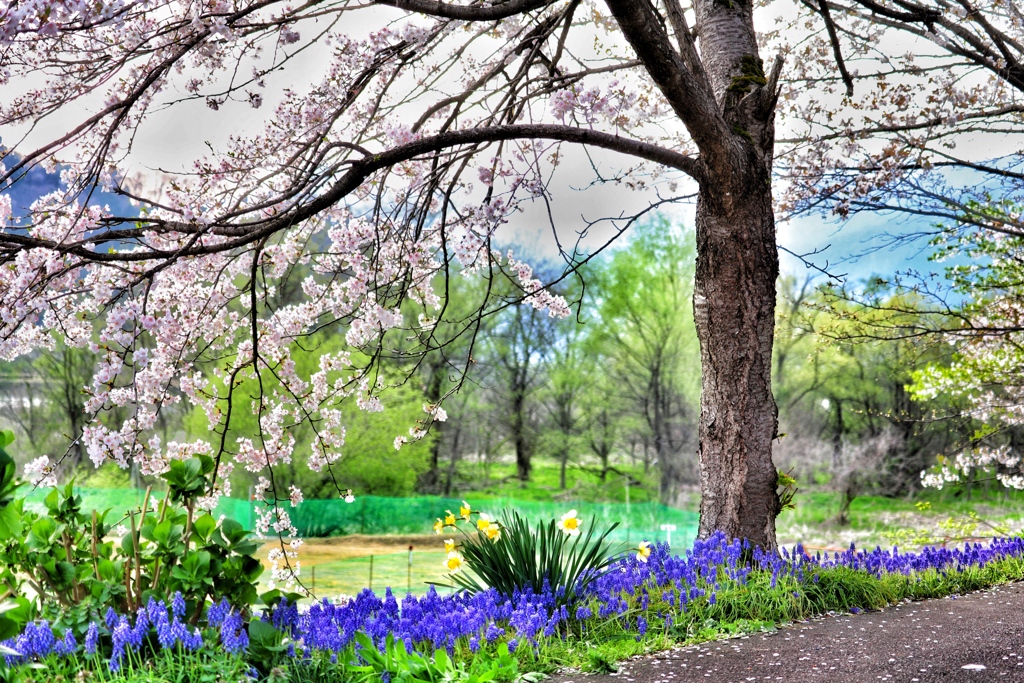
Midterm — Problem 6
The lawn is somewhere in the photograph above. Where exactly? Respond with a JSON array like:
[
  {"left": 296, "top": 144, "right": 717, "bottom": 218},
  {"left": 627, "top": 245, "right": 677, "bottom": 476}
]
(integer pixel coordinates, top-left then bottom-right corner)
[
  {"left": 776, "top": 487, "right": 1024, "bottom": 549},
  {"left": 256, "top": 535, "right": 453, "bottom": 598},
  {"left": 442, "top": 457, "right": 663, "bottom": 504}
]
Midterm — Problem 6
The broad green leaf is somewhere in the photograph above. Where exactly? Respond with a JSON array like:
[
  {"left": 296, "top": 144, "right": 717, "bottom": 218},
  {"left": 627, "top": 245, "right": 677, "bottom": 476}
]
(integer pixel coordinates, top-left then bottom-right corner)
[
  {"left": 0, "top": 505, "right": 22, "bottom": 540},
  {"left": 247, "top": 618, "right": 280, "bottom": 647},
  {"left": 192, "top": 513, "right": 216, "bottom": 541}
]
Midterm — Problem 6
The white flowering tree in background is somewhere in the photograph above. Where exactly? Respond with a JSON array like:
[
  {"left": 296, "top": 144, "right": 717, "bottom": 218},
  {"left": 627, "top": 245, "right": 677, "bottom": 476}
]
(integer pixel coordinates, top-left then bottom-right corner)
[{"left": 904, "top": 226, "right": 1024, "bottom": 491}]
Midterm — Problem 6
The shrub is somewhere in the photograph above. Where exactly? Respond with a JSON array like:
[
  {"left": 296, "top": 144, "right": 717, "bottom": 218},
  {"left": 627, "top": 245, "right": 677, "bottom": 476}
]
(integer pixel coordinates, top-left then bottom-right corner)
[{"left": 0, "top": 434, "right": 264, "bottom": 635}]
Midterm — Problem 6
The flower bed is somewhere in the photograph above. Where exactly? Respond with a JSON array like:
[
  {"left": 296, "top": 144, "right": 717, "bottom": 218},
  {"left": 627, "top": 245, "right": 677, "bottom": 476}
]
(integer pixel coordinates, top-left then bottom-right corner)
[{"left": 7, "top": 532, "right": 1024, "bottom": 682}]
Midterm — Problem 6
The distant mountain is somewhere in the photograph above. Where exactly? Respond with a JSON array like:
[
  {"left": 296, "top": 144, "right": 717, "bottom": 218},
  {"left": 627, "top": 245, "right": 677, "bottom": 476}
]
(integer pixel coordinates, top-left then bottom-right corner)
[{"left": 2, "top": 155, "right": 138, "bottom": 221}]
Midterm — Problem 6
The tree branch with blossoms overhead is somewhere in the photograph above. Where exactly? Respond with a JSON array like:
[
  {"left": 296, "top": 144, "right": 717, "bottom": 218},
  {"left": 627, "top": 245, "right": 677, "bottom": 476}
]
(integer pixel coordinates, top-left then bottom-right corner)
[{"left": 0, "top": 0, "right": 727, "bottom": 583}]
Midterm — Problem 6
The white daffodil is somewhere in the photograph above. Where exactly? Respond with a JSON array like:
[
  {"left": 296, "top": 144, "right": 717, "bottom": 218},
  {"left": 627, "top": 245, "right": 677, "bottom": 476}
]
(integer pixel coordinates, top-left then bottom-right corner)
[
  {"left": 636, "top": 540, "right": 652, "bottom": 563},
  {"left": 445, "top": 551, "right": 465, "bottom": 573},
  {"left": 556, "top": 509, "right": 582, "bottom": 536}
]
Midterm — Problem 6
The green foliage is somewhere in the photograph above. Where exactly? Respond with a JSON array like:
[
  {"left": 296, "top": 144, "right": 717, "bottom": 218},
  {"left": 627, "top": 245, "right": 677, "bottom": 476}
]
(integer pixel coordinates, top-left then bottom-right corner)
[
  {"left": 443, "top": 509, "right": 621, "bottom": 609},
  {"left": 0, "top": 446, "right": 262, "bottom": 629},
  {"left": 331, "top": 385, "right": 435, "bottom": 496},
  {"left": 773, "top": 275, "right": 969, "bottom": 506},
  {"left": 454, "top": 458, "right": 659, "bottom": 504},
  {"left": 23, "top": 643, "right": 253, "bottom": 683},
  {"left": 283, "top": 637, "right": 537, "bottom": 683},
  {"left": 162, "top": 455, "right": 217, "bottom": 503},
  {"left": 0, "top": 431, "right": 24, "bottom": 541},
  {"left": 776, "top": 470, "right": 798, "bottom": 512},
  {"left": 883, "top": 509, "right": 1012, "bottom": 548},
  {"left": 583, "top": 648, "right": 618, "bottom": 674},
  {"left": 345, "top": 633, "right": 449, "bottom": 683},
  {"left": 0, "top": 345, "right": 95, "bottom": 469},
  {"left": 247, "top": 617, "right": 293, "bottom": 678},
  {"left": 584, "top": 219, "right": 700, "bottom": 500}
]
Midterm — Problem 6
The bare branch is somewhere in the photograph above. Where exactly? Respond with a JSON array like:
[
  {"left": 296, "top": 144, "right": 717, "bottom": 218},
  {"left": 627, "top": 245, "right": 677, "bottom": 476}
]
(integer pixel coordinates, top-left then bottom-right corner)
[
  {"left": 375, "top": 0, "right": 556, "bottom": 20},
  {"left": 813, "top": 0, "right": 855, "bottom": 97}
]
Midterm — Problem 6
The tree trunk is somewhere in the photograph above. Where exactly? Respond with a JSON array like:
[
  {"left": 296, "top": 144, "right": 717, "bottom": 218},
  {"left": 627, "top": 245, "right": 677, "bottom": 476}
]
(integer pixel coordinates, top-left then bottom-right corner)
[
  {"left": 602, "top": 0, "right": 784, "bottom": 549},
  {"left": 512, "top": 390, "right": 531, "bottom": 482},
  {"left": 443, "top": 426, "right": 462, "bottom": 496},
  {"left": 558, "top": 446, "right": 568, "bottom": 489},
  {"left": 416, "top": 363, "right": 445, "bottom": 493},
  {"left": 832, "top": 397, "right": 844, "bottom": 472},
  {"left": 693, "top": 157, "right": 781, "bottom": 552}
]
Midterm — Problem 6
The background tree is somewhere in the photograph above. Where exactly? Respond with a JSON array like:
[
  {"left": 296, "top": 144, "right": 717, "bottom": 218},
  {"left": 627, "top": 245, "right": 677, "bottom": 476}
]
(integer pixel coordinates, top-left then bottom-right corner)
[
  {"left": 772, "top": 276, "right": 974, "bottom": 519},
  {"left": 484, "top": 284, "right": 560, "bottom": 483},
  {"left": 905, "top": 222, "right": 1024, "bottom": 491},
  {"left": 541, "top": 321, "right": 588, "bottom": 491},
  {"left": 407, "top": 274, "right": 480, "bottom": 494},
  {"left": 0, "top": 345, "right": 96, "bottom": 473},
  {"left": 590, "top": 219, "right": 700, "bottom": 506}
]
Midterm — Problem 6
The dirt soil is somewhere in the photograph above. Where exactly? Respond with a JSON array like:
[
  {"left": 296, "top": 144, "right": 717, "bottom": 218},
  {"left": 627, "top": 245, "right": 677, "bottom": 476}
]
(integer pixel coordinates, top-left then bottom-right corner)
[
  {"left": 256, "top": 534, "right": 441, "bottom": 566},
  {"left": 552, "top": 581, "right": 1024, "bottom": 683}
]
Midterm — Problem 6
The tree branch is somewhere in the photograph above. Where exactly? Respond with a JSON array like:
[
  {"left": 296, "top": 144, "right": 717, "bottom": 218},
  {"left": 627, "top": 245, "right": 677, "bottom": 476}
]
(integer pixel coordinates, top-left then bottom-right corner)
[
  {"left": 845, "top": 0, "right": 940, "bottom": 24},
  {"left": 375, "top": 0, "right": 556, "bottom": 20},
  {"left": 814, "top": 0, "right": 855, "bottom": 97},
  {"left": 661, "top": 0, "right": 711, "bottom": 93},
  {"left": 601, "top": 0, "right": 727, "bottom": 160},
  {"left": 4, "top": 124, "right": 700, "bottom": 263}
]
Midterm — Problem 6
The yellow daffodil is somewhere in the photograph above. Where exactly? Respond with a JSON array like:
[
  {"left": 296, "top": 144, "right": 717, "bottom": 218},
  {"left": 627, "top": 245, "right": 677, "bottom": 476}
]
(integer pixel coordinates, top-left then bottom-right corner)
[
  {"left": 460, "top": 501, "right": 472, "bottom": 520},
  {"left": 476, "top": 512, "right": 493, "bottom": 532},
  {"left": 445, "top": 551, "right": 465, "bottom": 573},
  {"left": 444, "top": 511, "right": 457, "bottom": 527},
  {"left": 637, "top": 541, "right": 652, "bottom": 563},
  {"left": 556, "top": 509, "right": 582, "bottom": 536},
  {"left": 433, "top": 518, "right": 444, "bottom": 534},
  {"left": 444, "top": 538, "right": 456, "bottom": 553},
  {"left": 484, "top": 523, "right": 501, "bottom": 541}
]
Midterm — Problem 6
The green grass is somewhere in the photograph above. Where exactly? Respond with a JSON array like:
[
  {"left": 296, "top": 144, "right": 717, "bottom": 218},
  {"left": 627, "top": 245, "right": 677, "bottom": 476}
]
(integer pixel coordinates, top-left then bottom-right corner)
[
  {"left": 447, "top": 458, "right": 661, "bottom": 504},
  {"left": 777, "top": 487, "right": 1024, "bottom": 549},
  {"left": 286, "top": 551, "right": 454, "bottom": 598}
]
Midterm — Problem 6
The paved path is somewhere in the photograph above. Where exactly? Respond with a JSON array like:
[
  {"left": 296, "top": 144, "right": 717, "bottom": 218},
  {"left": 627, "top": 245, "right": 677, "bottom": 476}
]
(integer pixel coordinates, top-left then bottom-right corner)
[{"left": 553, "top": 581, "right": 1024, "bottom": 682}]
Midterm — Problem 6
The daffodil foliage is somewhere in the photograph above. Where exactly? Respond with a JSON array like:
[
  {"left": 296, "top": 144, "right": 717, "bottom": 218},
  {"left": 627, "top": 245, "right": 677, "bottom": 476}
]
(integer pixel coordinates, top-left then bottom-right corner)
[{"left": 433, "top": 505, "right": 620, "bottom": 610}]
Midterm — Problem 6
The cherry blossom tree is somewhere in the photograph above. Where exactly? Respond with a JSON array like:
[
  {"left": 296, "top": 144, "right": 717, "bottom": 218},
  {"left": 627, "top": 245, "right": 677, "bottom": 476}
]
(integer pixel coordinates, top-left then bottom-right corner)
[
  {"left": 0, "top": 0, "right": 788, "bottom": 550},
  {"left": 766, "top": 0, "right": 1024, "bottom": 500},
  {"left": 906, "top": 226, "right": 1024, "bottom": 491},
  {"left": 777, "top": 0, "right": 1024, "bottom": 240}
]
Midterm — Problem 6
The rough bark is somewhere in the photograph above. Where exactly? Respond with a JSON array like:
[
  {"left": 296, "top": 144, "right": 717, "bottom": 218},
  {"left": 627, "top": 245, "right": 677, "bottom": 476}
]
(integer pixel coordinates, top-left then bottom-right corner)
[
  {"left": 693, "top": 181, "right": 781, "bottom": 550},
  {"left": 606, "top": 0, "right": 784, "bottom": 550}
]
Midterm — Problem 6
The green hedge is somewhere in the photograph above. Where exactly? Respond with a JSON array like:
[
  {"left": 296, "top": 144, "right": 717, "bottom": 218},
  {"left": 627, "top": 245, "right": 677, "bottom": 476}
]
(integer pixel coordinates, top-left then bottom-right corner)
[{"left": 23, "top": 488, "right": 698, "bottom": 545}]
